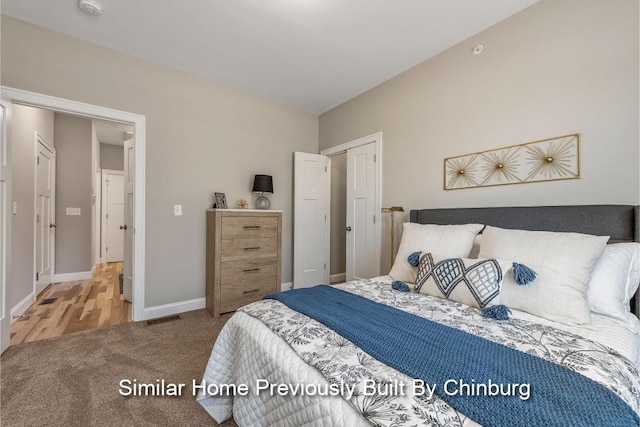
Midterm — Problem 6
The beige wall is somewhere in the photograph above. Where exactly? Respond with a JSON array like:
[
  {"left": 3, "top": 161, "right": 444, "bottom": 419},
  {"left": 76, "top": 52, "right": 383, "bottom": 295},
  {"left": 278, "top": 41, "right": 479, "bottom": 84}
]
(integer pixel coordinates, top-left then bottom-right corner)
[
  {"left": 330, "top": 153, "right": 346, "bottom": 276},
  {"left": 54, "top": 113, "right": 92, "bottom": 274},
  {"left": 2, "top": 16, "right": 319, "bottom": 308},
  {"left": 10, "top": 104, "right": 54, "bottom": 309},
  {"left": 100, "top": 144, "right": 124, "bottom": 171},
  {"left": 319, "top": 0, "right": 640, "bottom": 273}
]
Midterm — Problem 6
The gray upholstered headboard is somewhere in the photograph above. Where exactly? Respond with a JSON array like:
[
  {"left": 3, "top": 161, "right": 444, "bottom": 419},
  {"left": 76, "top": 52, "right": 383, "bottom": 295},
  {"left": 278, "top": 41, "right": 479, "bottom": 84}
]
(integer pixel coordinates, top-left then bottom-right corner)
[{"left": 410, "top": 205, "right": 640, "bottom": 317}]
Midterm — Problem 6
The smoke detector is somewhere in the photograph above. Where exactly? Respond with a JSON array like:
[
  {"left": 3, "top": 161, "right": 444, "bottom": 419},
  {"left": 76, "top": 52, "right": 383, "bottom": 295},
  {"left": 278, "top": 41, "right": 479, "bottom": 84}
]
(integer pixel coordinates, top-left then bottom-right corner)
[{"left": 78, "top": 0, "right": 102, "bottom": 16}]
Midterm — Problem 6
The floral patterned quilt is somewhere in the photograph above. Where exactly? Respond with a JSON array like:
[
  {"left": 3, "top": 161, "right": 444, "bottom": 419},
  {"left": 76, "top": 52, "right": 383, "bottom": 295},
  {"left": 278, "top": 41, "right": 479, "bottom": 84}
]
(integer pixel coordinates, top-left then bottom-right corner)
[{"left": 239, "top": 279, "right": 640, "bottom": 426}]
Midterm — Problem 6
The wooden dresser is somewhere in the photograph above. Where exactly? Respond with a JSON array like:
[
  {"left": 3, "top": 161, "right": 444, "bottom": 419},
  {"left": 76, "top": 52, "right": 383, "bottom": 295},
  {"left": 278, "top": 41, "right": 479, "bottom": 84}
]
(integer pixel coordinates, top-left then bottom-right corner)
[{"left": 206, "top": 209, "right": 282, "bottom": 317}]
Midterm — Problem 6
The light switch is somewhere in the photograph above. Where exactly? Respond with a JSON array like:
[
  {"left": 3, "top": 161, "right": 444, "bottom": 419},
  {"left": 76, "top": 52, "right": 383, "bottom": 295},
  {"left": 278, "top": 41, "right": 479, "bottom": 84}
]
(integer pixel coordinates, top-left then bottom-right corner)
[
  {"left": 174, "top": 205, "right": 182, "bottom": 216},
  {"left": 66, "top": 207, "right": 81, "bottom": 216},
  {"left": 12, "top": 201, "right": 17, "bottom": 215}
]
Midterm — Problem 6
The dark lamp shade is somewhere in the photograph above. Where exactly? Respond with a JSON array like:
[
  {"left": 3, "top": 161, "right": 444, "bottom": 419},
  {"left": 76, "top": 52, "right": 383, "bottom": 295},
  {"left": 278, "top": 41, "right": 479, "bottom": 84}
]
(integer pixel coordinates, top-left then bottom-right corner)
[{"left": 252, "top": 174, "right": 273, "bottom": 194}]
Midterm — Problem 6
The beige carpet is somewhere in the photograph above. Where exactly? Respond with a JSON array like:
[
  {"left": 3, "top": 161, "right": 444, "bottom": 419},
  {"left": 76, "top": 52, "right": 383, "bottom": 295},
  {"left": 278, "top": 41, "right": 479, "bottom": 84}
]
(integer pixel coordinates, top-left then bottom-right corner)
[{"left": 1, "top": 309, "right": 238, "bottom": 426}]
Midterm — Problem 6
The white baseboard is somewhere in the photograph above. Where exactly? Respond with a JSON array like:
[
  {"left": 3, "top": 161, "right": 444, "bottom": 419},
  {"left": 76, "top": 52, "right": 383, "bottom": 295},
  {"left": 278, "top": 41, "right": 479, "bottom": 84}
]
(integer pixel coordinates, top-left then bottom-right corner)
[
  {"left": 141, "top": 281, "right": 295, "bottom": 321},
  {"left": 11, "top": 292, "right": 36, "bottom": 324},
  {"left": 91, "top": 264, "right": 97, "bottom": 276},
  {"left": 330, "top": 273, "right": 346, "bottom": 284},
  {"left": 142, "top": 297, "right": 206, "bottom": 321},
  {"left": 53, "top": 271, "right": 93, "bottom": 282}
]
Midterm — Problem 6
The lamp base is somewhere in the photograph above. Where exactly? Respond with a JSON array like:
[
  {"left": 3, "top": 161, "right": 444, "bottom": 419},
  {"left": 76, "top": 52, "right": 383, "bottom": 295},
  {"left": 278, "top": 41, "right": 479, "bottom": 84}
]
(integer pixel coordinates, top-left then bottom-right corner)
[{"left": 255, "top": 195, "right": 271, "bottom": 210}]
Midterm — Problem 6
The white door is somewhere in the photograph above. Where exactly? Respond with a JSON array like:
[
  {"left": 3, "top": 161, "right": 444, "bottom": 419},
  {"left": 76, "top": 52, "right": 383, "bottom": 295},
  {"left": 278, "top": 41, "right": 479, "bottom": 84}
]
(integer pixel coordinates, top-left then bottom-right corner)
[
  {"left": 102, "top": 171, "right": 124, "bottom": 262},
  {"left": 123, "top": 139, "right": 134, "bottom": 302},
  {"left": 293, "top": 152, "right": 329, "bottom": 288},
  {"left": 0, "top": 96, "right": 12, "bottom": 353},
  {"left": 346, "top": 142, "right": 377, "bottom": 281},
  {"left": 35, "top": 135, "right": 55, "bottom": 295}
]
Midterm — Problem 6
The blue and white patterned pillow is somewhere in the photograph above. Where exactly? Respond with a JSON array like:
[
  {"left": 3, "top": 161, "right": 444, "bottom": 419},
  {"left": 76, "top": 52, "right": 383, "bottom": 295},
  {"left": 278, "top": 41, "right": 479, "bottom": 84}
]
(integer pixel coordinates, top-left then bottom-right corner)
[{"left": 416, "top": 253, "right": 512, "bottom": 309}]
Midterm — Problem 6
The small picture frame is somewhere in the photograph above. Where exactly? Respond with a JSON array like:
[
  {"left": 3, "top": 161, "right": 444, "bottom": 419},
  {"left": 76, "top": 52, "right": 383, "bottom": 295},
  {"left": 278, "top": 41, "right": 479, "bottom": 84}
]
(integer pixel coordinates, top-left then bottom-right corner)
[{"left": 213, "top": 192, "right": 227, "bottom": 209}]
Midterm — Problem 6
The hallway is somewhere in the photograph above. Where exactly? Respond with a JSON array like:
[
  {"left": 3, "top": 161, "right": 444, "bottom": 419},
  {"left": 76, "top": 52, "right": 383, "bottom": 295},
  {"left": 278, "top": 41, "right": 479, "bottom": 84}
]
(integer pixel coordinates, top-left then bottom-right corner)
[{"left": 9, "top": 262, "right": 131, "bottom": 345}]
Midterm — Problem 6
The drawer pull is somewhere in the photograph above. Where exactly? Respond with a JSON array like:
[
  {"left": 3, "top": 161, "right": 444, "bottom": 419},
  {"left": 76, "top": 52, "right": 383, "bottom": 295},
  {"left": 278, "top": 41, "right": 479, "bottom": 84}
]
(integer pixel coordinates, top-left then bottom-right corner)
[
  {"left": 242, "top": 289, "right": 260, "bottom": 294},
  {"left": 243, "top": 225, "right": 262, "bottom": 229},
  {"left": 243, "top": 268, "right": 261, "bottom": 273},
  {"left": 243, "top": 247, "right": 261, "bottom": 251}
]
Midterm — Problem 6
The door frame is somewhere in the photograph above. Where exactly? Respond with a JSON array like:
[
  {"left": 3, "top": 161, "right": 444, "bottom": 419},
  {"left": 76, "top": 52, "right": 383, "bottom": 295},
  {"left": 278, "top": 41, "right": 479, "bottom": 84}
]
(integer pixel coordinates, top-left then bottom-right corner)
[
  {"left": 33, "top": 132, "right": 56, "bottom": 295},
  {"left": 101, "top": 169, "right": 124, "bottom": 263},
  {"left": 2, "top": 86, "right": 146, "bottom": 321},
  {"left": 1, "top": 95, "right": 12, "bottom": 353},
  {"left": 320, "top": 132, "right": 382, "bottom": 279}
]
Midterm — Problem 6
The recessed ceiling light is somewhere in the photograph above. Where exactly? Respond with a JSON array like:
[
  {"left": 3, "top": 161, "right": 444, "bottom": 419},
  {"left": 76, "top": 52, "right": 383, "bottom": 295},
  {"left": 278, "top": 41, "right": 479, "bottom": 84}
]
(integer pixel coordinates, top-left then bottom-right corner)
[{"left": 78, "top": 0, "right": 102, "bottom": 16}]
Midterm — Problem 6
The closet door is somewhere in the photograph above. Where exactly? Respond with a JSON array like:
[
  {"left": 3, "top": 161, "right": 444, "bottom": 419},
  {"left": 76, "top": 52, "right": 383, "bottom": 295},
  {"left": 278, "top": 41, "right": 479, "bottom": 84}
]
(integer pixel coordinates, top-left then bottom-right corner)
[
  {"left": 293, "top": 152, "right": 330, "bottom": 288},
  {"left": 346, "top": 142, "right": 376, "bottom": 281}
]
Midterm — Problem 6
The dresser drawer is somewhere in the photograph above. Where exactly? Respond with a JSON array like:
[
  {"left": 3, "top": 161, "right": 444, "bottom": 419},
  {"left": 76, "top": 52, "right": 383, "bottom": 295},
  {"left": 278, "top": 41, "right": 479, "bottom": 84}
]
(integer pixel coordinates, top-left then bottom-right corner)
[
  {"left": 220, "top": 259, "right": 277, "bottom": 285},
  {"left": 207, "top": 210, "right": 282, "bottom": 318},
  {"left": 219, "top": 277, "right": 276, "bottom": 313},
  {"left": 221, "top": 237, "right": 278, "bottom": 261},
  {"left": 221, "top": 216, "right": 278, "bottom": 239}
]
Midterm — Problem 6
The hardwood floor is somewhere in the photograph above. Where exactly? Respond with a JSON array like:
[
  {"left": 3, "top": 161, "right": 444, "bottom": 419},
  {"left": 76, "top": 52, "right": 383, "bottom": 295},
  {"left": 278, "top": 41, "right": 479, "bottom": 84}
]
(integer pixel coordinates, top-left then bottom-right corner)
[{"left": 9, "top": 262, "right": 132, "bottom": 345}]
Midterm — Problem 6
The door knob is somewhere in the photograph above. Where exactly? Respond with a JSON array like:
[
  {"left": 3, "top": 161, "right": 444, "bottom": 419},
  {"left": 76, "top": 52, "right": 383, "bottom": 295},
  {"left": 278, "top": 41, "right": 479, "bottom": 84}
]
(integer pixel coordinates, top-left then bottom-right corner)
[
  {"left": 49, "top": 223, "right": 56, "bottom": 228},
  {"left": 120, "top": 225, "right": 128, "bottom": 230},
  {"left": 346, "top": 226, "right": 352, "bottom": 231}
]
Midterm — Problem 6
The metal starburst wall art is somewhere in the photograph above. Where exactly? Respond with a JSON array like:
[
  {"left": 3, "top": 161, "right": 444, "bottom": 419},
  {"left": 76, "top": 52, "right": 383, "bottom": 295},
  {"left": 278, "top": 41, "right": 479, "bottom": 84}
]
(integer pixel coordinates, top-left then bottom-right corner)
[{"left": 444, "top": 134, "right": 580, "bottom": 190}]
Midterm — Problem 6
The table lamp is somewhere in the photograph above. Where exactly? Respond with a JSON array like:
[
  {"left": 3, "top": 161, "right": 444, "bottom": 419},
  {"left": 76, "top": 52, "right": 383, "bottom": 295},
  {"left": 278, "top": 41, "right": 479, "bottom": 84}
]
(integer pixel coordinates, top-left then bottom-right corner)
[{"left": 252, "top": 174, "right": 273, "bottom": 209}]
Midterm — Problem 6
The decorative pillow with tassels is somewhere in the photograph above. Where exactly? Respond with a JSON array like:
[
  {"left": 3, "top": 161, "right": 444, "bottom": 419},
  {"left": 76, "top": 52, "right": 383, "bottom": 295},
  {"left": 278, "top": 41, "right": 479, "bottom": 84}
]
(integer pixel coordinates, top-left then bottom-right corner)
[
  {"left": 479, "top": 226, "right": 608, "bottom": 325},
  {"left": 415, "top": 252, "right": 537, "bottom": 310}
]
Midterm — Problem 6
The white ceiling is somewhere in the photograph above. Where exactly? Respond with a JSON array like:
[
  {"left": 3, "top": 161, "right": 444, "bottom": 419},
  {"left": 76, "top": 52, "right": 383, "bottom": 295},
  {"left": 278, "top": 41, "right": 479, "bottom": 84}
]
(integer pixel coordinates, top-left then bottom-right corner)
[
  {"left": 93, "top": 119, "right": 133, "bottom": 146},
  {"left": 2, "top": 0, "right": 538, "bottom": 114}
]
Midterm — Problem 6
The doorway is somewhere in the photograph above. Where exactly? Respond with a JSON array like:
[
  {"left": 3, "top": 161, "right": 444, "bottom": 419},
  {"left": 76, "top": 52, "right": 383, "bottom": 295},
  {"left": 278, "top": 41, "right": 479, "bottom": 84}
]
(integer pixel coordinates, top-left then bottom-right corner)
[
  {"left": 8, "top": 108, "right": 134, "bottom": 344},
  {"left": 1, "top": 86, "right": 146, "bottom": 352},
  {"left": 293, "top": 132, "right": 382, "bottom": 288}
]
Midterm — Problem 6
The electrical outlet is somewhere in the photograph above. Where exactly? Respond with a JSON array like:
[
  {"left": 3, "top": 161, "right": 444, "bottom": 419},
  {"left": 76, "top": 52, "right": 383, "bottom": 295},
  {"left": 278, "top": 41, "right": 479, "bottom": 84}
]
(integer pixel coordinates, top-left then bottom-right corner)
[
  {"left": 174, "top": 205, "right": 182, "bottom": 216},
  {"left": 66, "top": 207, "right": 81, "bottom": 216}
]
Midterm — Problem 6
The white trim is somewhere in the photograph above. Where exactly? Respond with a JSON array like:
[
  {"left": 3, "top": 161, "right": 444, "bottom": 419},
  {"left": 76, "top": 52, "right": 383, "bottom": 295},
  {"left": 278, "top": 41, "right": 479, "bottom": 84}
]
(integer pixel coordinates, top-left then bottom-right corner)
[
  {"left": 321, "top": 132, "right": 382, "bottom": 156},
  {"left": 142, "top": 280, "right": 294, "bottom": 319},
  {"left": 325, "top": 157, "right": 332, "bottom": 285},
  {"left": 91, "top": 263, "right": 97, "bottom": 276},
  {"left": 2, "top": 86, "right": 146, "bottom": 321},
  {"left": 53, "top": 271, "right": 92, "bottom": 282},
  {"left": 208, "top": 209, "right": 284, "bottom": 213},
  {"left": 330, "top": 273, "right": 346, "bottom": 284},
  {"left": 1, "top": 94, "right": 13, "bottom": 352},
  {"left": 142, "top": 297, "right": 205, "bottom": 321},
  {"left": 320, "top": 131, "right": 383, "bottom": 277},
  {"left": 10, "top": 292, "right": 35, "bottom": 324},
  {"left": 101, "top": 169, "right": 124, "bottom": 263}
]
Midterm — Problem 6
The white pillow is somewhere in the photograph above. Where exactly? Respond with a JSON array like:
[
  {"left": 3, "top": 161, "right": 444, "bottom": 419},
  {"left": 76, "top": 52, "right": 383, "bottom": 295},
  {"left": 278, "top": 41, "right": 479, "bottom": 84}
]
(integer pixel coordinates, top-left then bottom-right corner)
[
  {"left": 587, "top": 243, "right": 640, "bottom": 321},
  {"left": 389, "top": 223, "right": 483, "bottom": 284},
  {"left": 479, "top": 226, "right": 609, "bottom": 325}
]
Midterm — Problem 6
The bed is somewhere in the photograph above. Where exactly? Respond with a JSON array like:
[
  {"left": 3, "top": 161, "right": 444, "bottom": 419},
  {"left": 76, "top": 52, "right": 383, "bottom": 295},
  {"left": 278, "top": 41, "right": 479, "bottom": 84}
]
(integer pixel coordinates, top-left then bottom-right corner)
[{"left": 197, "top": 204, "right": 640, "bottom": 426}]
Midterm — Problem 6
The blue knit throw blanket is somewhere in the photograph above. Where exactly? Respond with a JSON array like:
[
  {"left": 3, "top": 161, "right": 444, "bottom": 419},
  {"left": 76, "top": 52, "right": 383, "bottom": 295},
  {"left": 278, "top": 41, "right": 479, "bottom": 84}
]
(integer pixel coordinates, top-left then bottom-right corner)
[{"left": 264, "top": 285, "right": 638, "bottom": 427}]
